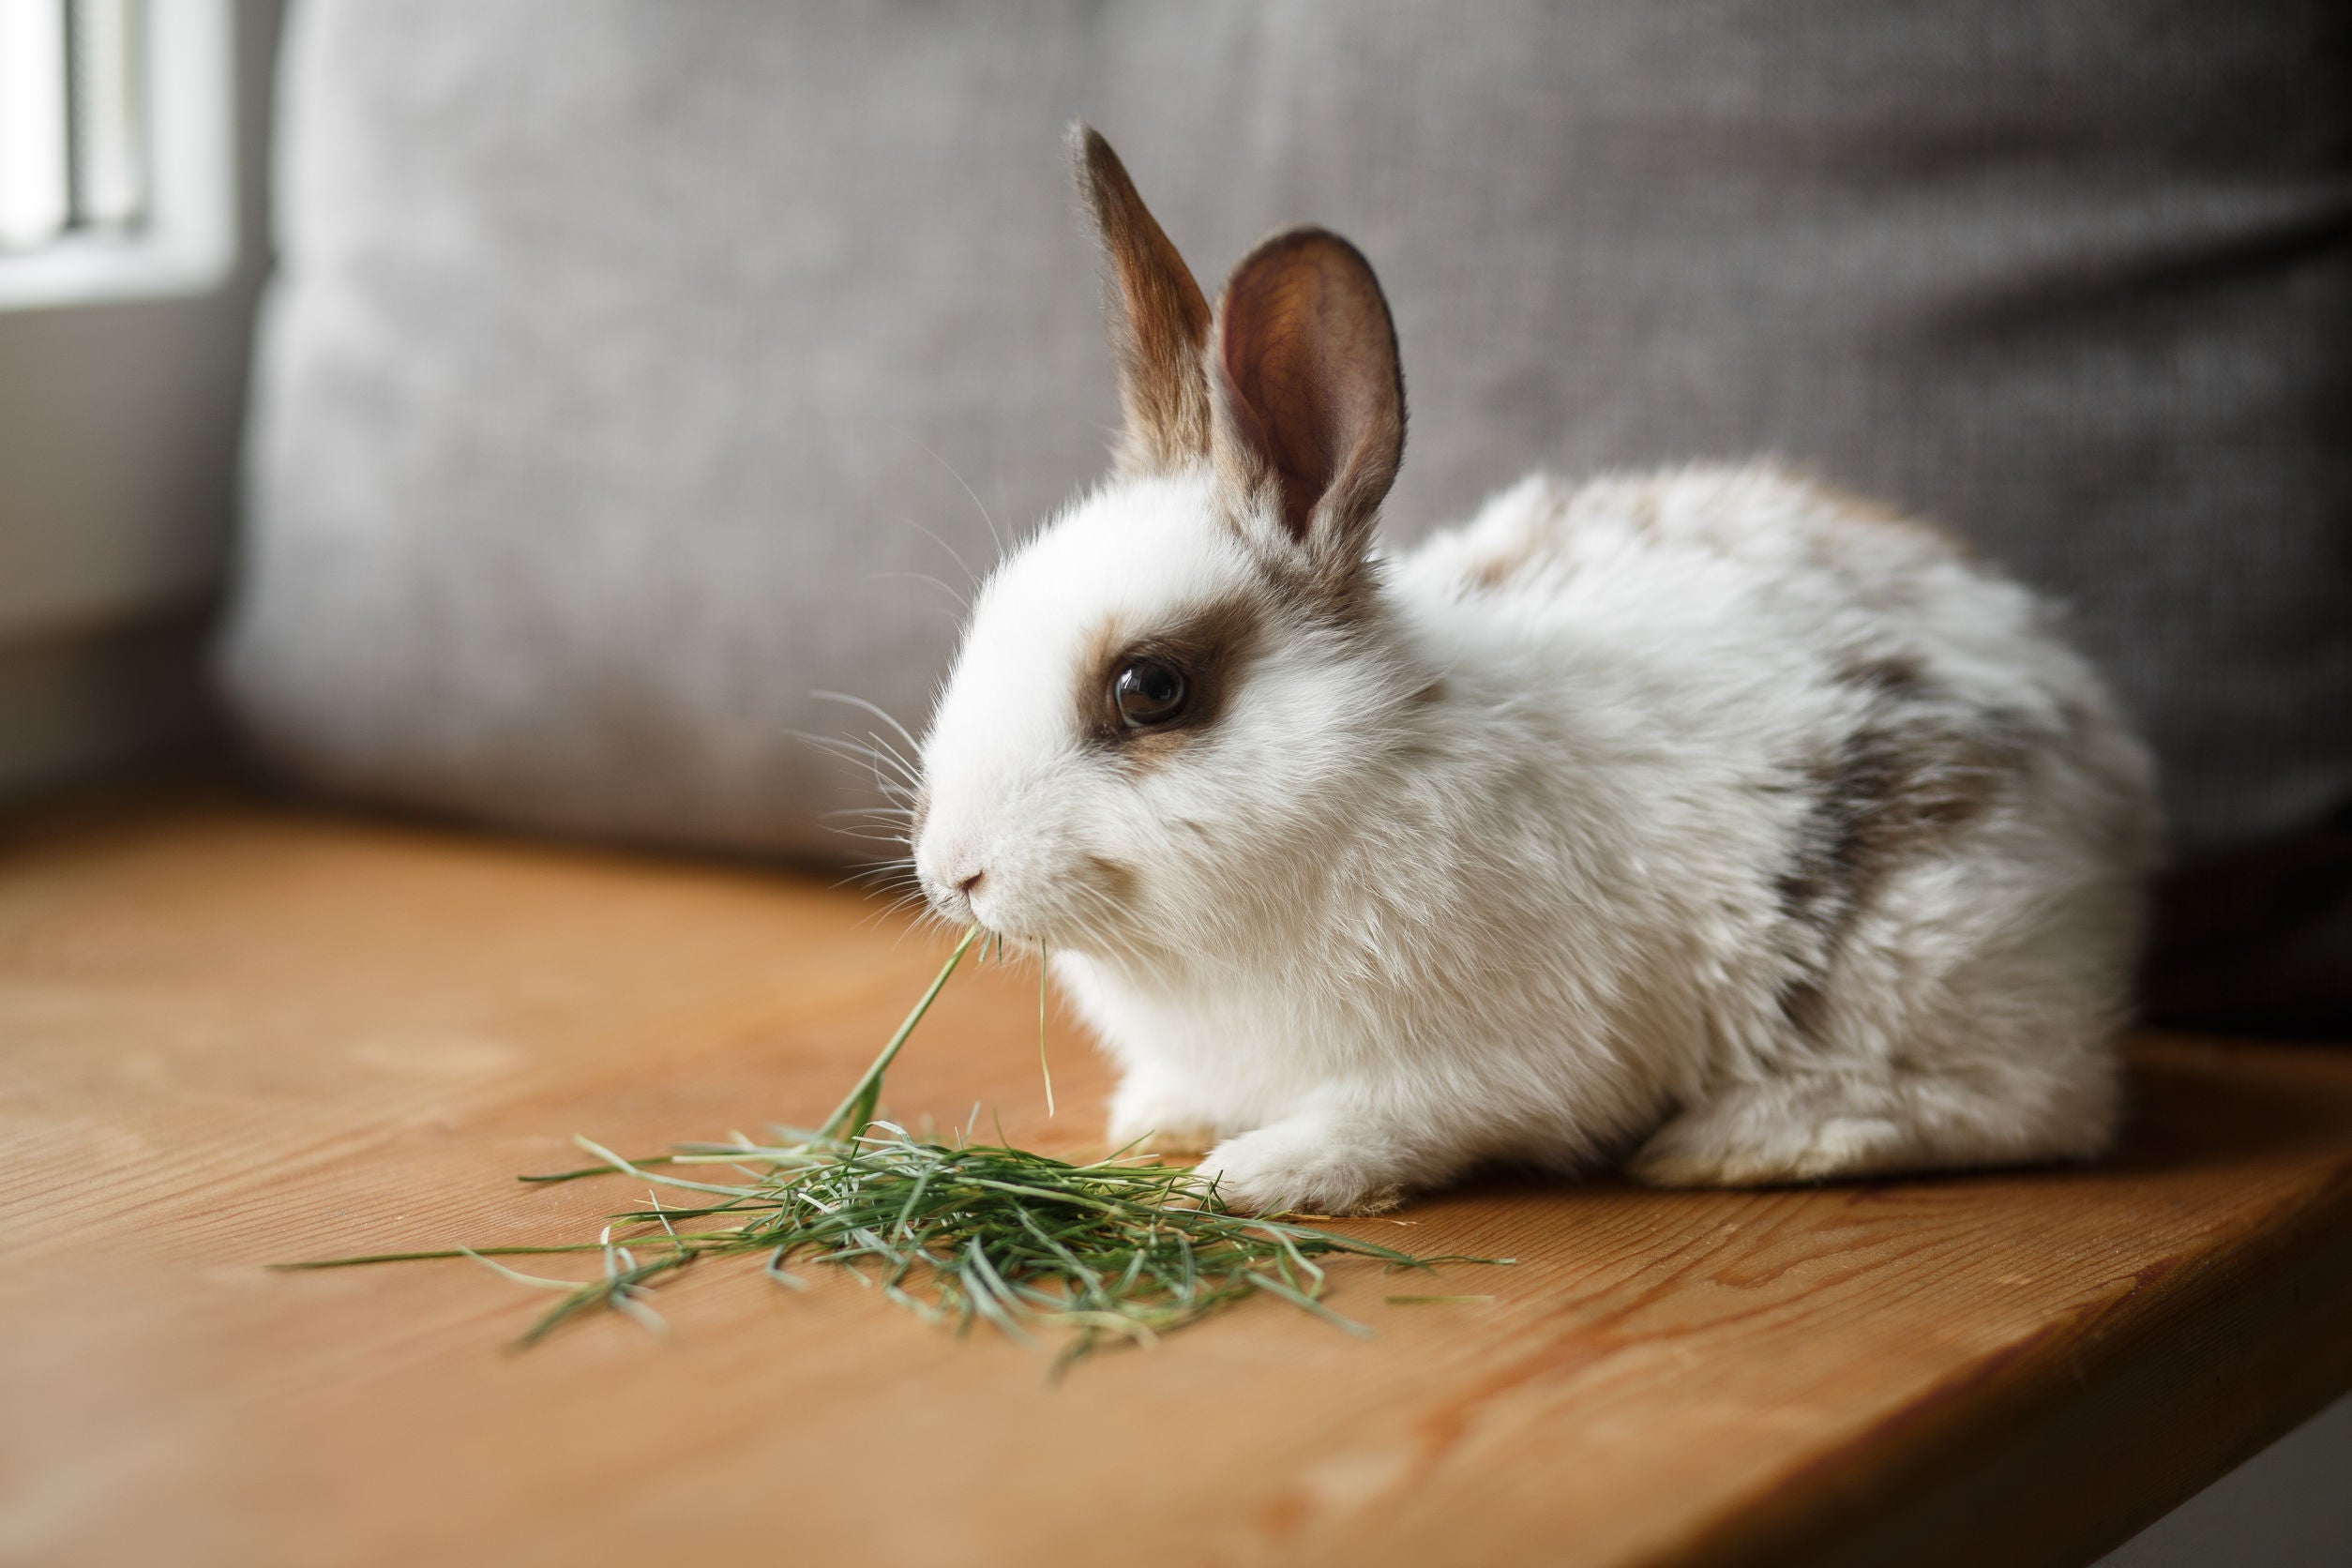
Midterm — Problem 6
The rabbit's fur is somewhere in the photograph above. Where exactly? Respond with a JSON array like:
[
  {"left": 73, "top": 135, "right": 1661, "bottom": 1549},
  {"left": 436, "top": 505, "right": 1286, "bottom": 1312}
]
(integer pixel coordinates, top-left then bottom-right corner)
[{"left": 911, "top": 128, "right": 2162, "bottom": 1215}]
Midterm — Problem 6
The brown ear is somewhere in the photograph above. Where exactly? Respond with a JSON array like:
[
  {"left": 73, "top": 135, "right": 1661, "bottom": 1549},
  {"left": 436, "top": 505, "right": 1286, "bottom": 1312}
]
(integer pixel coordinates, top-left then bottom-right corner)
[
  {"left": 1071, "top": 125, "right": 1213, "bottom": 475},
  {"left": 1209, "top": 228, "right": 1406, "bottom": 554}
]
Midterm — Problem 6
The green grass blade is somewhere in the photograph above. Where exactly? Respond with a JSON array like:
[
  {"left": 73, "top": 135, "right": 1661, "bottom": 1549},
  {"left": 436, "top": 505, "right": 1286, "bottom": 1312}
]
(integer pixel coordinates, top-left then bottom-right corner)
[{"left": 820, "top": 926, "right": 981, "bottom": 1140}]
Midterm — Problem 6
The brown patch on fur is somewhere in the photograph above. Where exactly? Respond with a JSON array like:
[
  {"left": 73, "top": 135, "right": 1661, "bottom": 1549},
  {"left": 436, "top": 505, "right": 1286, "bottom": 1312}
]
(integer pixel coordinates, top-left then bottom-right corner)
[
  {"left": 1078, "top": 593, "right": 1270, "bottom": 770},
  {"left": 1773, "top": 658, "right": 2024, "bottom": 1036},
  {"left": 1468, "top": 554, "right": 1518, "bottom": 591},
  {"left": 1072, "top": 126, "right": 1213, "bottom": 475},
  {"left": 1461, "top": 527, "right": 1563, "bottom": 596},
  {"left": 1253, "top": 539, "right": 1386, "bottom": 638},
  {"left": 1621, "top": 479, "right": 1670, "bottom": 533},
  {"left": 1836, "top": 653, "right": 1929, "bottom": 703},
  {"left": 1782, "top": 465, "right": 1973, "bottom": 557},
  {"left": 1080, "top": 853, "right": 1140, "bottom": 904}
]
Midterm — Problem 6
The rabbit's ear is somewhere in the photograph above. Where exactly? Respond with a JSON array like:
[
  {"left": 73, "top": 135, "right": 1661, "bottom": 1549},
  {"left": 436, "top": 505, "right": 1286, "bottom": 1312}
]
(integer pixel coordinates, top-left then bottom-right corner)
[
  {"left": 1072, "top": 125, "right": 1213, "bottom": 475},
  {"left": 1208, "top": 228, "right": 1405, "bottom": 563}
]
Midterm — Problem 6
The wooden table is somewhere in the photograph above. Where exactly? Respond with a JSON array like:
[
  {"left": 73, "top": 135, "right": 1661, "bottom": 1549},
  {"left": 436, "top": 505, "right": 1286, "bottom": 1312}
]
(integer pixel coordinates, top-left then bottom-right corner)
[{"left": 5, "top": 788, "right": 2349, "bottom": 1567}]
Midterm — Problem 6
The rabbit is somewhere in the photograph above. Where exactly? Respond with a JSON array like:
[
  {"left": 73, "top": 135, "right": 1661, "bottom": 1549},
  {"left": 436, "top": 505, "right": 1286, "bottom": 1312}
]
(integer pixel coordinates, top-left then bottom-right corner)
[{"left": 908, "top": 126, "right": 2164, "bottom": 1216}]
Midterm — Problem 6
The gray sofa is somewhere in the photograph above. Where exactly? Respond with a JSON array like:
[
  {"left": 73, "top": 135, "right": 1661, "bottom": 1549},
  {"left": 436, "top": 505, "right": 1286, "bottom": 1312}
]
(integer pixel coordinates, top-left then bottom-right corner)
[{"left": 218, "top": 0, "right": 2352, "bottom": 1031}]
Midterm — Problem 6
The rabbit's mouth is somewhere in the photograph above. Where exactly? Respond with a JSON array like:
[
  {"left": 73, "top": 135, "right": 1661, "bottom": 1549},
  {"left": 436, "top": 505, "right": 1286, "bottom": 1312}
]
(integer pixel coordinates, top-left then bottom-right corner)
[
  {"left": 914, "top": 856, "right": 1052, "bottom": 949},
  {"left": 921, "top": 856, "right": 1157, "bottom": 964}
]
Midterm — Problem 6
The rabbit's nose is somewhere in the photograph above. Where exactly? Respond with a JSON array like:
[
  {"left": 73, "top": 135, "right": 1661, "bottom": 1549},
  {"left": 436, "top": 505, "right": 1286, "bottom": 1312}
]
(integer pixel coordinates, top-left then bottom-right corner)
[{"left": 956, "top": 870, "right": 986, "bottom": 897}]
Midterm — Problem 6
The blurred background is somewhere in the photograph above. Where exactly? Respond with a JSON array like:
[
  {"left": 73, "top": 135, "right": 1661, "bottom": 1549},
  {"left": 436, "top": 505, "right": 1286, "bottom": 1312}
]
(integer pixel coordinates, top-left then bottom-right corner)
[
  {"left": 1, "top": 0, "right": 272, "bottom": 797},
  {"left": 5, "top": 2, "right": 2347, "bottom": 1038},
  {"left": 0, "top": 5, "right": 2346, "bottom": 1557}
]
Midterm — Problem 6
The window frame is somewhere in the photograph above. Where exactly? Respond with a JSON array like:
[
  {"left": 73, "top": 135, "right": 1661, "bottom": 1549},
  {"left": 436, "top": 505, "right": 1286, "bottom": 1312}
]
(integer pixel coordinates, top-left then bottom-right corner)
[{"left": 0, "top": 0, "right": 234, "bottom": 310}]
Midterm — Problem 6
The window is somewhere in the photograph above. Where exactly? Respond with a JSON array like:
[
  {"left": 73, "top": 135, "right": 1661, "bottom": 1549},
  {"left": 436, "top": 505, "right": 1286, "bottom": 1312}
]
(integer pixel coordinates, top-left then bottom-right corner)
[
  {"left": 0, "top": 0, "right": 142, "bottom": 251},
  {"left": 0, "top": 0, "right": 232, "bottom": 307}
]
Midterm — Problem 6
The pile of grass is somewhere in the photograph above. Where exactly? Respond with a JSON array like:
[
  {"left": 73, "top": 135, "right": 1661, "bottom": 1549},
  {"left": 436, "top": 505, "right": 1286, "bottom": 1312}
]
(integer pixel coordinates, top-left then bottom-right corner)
[{"left": 279, "top": 927, "right": 1504, "bottom": 1367}]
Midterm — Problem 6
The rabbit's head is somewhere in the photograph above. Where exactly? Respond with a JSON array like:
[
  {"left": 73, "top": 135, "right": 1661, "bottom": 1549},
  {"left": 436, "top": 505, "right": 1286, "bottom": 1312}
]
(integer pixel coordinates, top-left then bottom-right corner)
[{"left": 913, "top": 128, "right": 1420, "bottom": 960}]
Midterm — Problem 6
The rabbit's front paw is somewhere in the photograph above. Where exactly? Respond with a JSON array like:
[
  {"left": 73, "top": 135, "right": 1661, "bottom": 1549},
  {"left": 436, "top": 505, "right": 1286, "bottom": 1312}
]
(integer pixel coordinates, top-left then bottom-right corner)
[
  {"left": 1106, "top": 1078, "right": 1227, "bottom": 1155},
  {"left": 1193, "top": 1120, "right": 1405, "bottom": 1216},
  {"left": 1129, "top": 1125, "right": 1223, "bottom": 1156}
]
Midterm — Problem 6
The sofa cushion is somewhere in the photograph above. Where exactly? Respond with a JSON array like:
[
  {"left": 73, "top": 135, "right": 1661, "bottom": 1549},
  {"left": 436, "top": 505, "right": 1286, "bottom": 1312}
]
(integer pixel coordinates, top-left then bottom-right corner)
[{"left": 219, "top": 0, "right": 2352, "bottom": 1028}]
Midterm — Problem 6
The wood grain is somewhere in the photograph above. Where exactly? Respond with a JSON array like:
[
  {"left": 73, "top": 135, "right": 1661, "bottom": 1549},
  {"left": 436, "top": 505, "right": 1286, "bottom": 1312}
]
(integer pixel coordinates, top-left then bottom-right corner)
[{"left": 3, "top": 787, "right": 2348, "bottom": 1568}]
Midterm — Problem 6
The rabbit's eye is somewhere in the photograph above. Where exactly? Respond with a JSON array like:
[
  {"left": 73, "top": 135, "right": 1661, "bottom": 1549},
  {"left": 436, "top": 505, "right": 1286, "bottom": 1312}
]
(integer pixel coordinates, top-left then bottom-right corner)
[{"left": 1113, "top": 656, "right": 1189, "bottom": 728}]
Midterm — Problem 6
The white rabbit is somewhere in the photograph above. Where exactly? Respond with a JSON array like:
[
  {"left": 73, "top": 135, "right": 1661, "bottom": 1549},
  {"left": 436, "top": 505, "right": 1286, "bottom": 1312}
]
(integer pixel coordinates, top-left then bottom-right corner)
[{"left": 910, "top": 127, "right": 2163, "bottom": 1215}]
